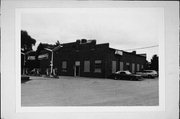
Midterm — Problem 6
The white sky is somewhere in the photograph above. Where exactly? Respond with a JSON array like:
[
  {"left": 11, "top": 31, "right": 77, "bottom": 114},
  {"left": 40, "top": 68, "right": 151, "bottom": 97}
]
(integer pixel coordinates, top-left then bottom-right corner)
[{"left": 21, "top": 8, "right": 164, "bottom": 61}]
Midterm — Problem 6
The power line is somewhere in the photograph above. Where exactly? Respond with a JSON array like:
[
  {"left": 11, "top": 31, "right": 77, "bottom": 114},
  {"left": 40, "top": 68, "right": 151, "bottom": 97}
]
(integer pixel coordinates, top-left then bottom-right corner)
[{"left": 124, "top": 45, "right": 159, "bottom": 51}]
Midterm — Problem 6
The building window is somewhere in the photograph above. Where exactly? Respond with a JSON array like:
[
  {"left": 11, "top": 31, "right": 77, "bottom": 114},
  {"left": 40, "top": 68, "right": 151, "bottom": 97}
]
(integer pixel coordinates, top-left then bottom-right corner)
[
  {"left": 84, "top": 61, "right": 90, "bottom": 72},
  {"left": 132, "top": 63, "right": 135, "bottom": 73},
  {"left": 94, "top": 60, "right": 102, "bottom": 73},
  {"left": 141, "top": 65, "right": 144, "bottom": 70},
  {"left": 94, "top": 69, "right": 101, "bottom": 73},
  {"left": 95, "top": 60, "right": 101, "bottom": 64},
  {"left": 112, "top": 61, "right": 116, "bottom": 73},
  {"left": 126, "top": 62, "right": 130, "bottom": 71},
  {"left": 120, "top": 62, "right": 123, "bottom": 71},
  {"left": 62, "top": 61, "right": 67, "bottom": 69},
  {"left": 137, "top": 64, "right": 140, "bottom": 71},
  {"left": 62, "top": 61, "right": 67, "bottom": 72}
]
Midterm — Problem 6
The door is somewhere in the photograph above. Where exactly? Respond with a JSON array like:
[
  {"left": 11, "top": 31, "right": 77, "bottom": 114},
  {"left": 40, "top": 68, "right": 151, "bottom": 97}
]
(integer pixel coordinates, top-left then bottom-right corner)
[
  {"left": 75, "top": 66, "right": 80, "bottom": 76},
  {"left": 74, "top": 61, "right": 80, "bottom": 76}
]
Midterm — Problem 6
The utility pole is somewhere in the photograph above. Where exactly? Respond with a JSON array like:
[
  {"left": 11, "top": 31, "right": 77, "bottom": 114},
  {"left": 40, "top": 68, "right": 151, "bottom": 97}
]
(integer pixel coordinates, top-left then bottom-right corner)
[
  {"left": 44, "top": 48, "right": 53, "bottom": 76},
  {"left": 44, "top": 45, "right": 62, "bottom": 77}
]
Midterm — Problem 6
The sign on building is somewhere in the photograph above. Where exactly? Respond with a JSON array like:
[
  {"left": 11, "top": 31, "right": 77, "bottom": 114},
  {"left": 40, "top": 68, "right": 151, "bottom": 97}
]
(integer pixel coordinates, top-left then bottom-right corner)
[
  {"left": 27, "top": 56, "right": 35, "bottom": 60},
  {"left": 38, "top": 53, "right": 48, "bottom": 60},
  {"left": 115, "top": 50, "right": 123, "bottom": 56}
]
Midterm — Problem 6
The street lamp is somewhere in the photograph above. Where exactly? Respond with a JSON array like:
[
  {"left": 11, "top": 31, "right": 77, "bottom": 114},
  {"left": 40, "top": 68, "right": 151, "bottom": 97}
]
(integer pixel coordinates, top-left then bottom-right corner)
[
  {"left": 44, "top": 45, "right": 63, "bottom": 76},
  {"left": 44, "top": 48, "right": 53, "bottom": 76}
]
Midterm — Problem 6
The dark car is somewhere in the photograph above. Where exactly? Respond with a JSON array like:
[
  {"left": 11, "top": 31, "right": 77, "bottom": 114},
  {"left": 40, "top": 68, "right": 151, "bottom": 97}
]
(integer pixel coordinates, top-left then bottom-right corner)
[{"left": 113, "top": 71, "right": 143, "bottom": 81}]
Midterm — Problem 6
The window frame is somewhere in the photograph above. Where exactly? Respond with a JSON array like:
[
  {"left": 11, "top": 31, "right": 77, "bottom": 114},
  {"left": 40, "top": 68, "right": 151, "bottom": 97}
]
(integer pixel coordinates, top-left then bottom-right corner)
[
  {"left": 62, "top": 61, "right": 67, "bottom": 72},
  {"left": 94, "top": 60, "right": 102, "bottom": 73},
  {"left": 84, "top": 60, "right": 90, "bottom": 72}
]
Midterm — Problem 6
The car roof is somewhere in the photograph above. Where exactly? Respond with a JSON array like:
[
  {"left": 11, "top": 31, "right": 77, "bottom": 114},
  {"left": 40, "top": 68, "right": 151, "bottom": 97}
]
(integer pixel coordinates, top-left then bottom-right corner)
[
  {"left": 116, "top": 70, "right": 129, "bottom": 72},
  {"left": 116, "top": 70, "right": 131, "bottom": 73},
  {"left": 144, "top": 70, "right": 156, "bottom": 71}
]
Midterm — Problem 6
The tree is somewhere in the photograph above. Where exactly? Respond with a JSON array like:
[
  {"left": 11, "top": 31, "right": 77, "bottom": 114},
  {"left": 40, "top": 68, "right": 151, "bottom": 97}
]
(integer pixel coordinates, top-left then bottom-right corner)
[
  {"left": 36, "top": 43, "right": 44, "bottom": 53},
  {"left": 144, "top": 60, "right": 151, "bottom": 70},
  {"left": 35, "top": 41, "right": 62, "bottom": 59},
  {"left": 55, "top": 40, "right": 60, "bottom": 46},
  {"left": 36, "top": 41, "right": 61, "bottom": 53},
  {"left": 150, "top": 54, "right": 159, "bottom": 71},
  {"left": 21, "top": 30, "right": 36, "bottom": 52},
  {"left": 35, "top": 41, "right": 61, "bottom": 57}
]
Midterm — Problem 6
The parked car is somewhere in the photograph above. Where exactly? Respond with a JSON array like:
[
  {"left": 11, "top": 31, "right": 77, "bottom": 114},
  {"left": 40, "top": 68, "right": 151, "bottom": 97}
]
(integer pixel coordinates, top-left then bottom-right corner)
[
  {"left": 136, "top": 70, "right": 158, "bottom": 78},
  {"left": 113, "top": 70, "right": 143, "bottom": 81}
]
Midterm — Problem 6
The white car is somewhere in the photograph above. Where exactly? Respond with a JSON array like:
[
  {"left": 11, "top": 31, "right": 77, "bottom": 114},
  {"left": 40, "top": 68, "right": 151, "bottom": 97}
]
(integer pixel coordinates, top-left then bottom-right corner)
[
  {"left": 113, "top": 70, "right": 143, "bottom": 81},
  {"left": 136, "top": 70, "right": 158, "bottom": 78}
]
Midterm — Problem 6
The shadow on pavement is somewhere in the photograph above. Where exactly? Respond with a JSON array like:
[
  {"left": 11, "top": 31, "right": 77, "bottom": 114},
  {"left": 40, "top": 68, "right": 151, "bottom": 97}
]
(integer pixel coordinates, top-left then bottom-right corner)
[{"left": 21, "top": 76, "right": 31, "bottom": 83}]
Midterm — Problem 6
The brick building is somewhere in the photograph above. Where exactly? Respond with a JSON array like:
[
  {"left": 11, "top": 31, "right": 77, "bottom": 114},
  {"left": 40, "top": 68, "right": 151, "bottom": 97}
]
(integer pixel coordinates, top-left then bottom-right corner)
[
  {"left": 54, "top": 39, "right": 146, "bottom": 78},
  {"left": 24, "top": 39, "right": 147, "bottom": 78}
]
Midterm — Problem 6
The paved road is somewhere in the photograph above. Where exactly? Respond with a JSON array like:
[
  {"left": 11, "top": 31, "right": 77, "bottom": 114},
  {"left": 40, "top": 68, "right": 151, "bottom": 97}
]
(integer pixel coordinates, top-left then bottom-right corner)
[{"left": 21, "top": 76, "right": 159, "bottom": 106}]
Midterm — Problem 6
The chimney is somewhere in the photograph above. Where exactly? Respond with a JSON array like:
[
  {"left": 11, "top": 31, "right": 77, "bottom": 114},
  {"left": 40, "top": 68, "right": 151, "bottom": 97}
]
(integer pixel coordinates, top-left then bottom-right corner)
[
  {"left": 81, "top": 39, "right": 87, "bottom": 44},
  {"left": 132, "top": 51, "right": 136, "bottom": 54},
  {"left": 76, "top": 39, "right": 80, "bottom": 44},
  {"left": 91, "top": 40, "right": 96, "bottom": 45}
]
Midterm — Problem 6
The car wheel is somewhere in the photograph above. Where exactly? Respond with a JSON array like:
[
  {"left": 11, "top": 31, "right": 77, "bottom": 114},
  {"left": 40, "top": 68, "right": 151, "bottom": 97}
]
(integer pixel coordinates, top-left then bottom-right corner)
[
  {"left": 129, "top": 77, "right": 133, "bottom": 81},
  {"left": 114, "top": 77, "right": 118, "bottom": 80},
  {"left": 137, "top": 78, "right": 142, "bottom": 81}
]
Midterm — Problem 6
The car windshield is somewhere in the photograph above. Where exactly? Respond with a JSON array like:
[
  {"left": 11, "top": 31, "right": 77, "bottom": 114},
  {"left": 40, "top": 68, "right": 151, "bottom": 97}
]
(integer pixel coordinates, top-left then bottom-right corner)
[
  {"left": 124, "top": 71, "right": 131, "bottom": 74},
  {"left": 116, "top": 71, "right": 132, "bottom": 75}
]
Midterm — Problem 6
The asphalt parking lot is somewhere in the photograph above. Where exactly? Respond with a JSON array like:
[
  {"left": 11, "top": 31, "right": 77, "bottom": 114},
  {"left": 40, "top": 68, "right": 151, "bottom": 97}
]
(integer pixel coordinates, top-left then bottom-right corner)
[{"left": 21, "top": 76, "right": 159, "bottom": 106}]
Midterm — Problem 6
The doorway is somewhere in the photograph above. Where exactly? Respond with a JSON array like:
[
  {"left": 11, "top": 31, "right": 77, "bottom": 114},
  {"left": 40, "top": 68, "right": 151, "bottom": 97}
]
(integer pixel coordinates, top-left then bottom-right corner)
[
  {"left": 75, "top": 66, "right": 80, "bottom": 76},
  {"left": 74, "top": 61, "right": 80, "bottom": 76}
]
